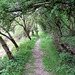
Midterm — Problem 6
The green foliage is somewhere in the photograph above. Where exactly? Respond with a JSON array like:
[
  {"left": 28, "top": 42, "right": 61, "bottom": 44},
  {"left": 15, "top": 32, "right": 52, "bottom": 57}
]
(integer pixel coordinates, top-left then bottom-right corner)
[
  {"left": 56, "top": 52, "right": 75, "bottom": 75},
  {"left": 61, "top": 36, "right": 75, "bottom": 47},
  {"left": 0, "top": 49, "right": 31, "bottom": 75},
  {"left": 40, "top": 33, "right": 58, "bottom": 73},
  {"left": 0, "top": 35, "right": 39, "bottom": 75},
  {"left": 0, "top": 0, "right": 75, "bottom": 74},
  {"left": 14, "top": 25, "right": 25, "bottom": 40},
  {"left": 40, "top": 33, "right": 75, "bottom": 75},
  {"left": 50, "top": 4, "right": 59, "bottom": 17}
]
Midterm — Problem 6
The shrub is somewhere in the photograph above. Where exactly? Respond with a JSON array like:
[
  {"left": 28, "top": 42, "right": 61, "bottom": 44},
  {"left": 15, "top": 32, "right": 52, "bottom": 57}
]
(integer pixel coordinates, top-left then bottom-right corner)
[
  {"left": 40, "top": 33, "right": 75, "bottom": 75},
  {"left": 0, "top": 35, "right": 39, "bottom": 75}
]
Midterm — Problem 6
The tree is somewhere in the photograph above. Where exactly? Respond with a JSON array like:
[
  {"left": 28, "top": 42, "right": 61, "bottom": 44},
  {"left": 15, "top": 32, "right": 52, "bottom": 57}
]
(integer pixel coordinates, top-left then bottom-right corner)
[
  {"left": 14, "top": 14, "right": 38, "bottom": 40},
  {"left": 0, "top": 36, "right": 15, "bottom": 60},
  {"left": 0, "top": 25, "right": 19, "bottom": 49},
  {"left": 14, "top": 15, "right": 32, "bottom": 40},
  {"left": 0, "top": 0, "right": 74, "bottom": 56}
]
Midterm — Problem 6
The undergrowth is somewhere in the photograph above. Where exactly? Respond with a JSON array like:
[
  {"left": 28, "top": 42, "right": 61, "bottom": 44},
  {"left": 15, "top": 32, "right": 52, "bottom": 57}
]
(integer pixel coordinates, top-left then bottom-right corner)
[
  {"left": 61, "top": 36, "right": 75, "bottom": 48},
  {"left": 40, "top": 33, "right": 75, "bottom": 75},
  {"left": 0, "top": 35, "right": 39, "bottom": 75}
]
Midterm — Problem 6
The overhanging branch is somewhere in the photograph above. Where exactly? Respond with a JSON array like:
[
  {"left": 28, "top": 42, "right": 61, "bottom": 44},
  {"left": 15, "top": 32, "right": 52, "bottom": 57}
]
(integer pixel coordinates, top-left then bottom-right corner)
[
  {"left": 5, "top": 1, "right": 74, "bottom": 13},
  {"left": 0, "top": 32, "right": 10, "bottom": 40}
]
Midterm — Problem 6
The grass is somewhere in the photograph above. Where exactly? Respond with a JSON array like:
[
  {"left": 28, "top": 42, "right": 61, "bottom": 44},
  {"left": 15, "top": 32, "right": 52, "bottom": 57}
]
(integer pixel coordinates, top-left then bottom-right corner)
[
  {"left": 40, "top": 33, "right": 58, "bottom": 75},
  {"left": 40, "top": 33, "right": 75, "bottom": 75},
  {"left": 28, "top": 57, "right": 35, "bottom": 64},
  {"left": 22, "top": 56, "right": 36, "bottom": 75},
  {"left": 0, "top": 35, "right": 39, "bottom": 75}
]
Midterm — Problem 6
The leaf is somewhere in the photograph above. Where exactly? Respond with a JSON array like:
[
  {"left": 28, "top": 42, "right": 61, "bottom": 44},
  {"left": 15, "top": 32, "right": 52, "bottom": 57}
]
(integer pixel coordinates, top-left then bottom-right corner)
[{"left": 50, "top": 4, "right": 59, "bottom": 17}]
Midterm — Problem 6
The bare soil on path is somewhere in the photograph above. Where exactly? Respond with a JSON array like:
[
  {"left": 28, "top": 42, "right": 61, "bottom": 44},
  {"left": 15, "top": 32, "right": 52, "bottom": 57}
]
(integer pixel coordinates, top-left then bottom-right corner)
[{"left": 22, "top": 36, "right": 50, "bottom": 75}]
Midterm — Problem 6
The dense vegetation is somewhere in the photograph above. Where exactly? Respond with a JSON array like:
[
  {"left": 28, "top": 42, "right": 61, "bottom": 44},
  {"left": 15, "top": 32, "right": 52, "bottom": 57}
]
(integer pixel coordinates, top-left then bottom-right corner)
[
  {"left": 0, "top": 35, "right": 39, "bottom": 74},
  {"left": 0, "top": 0, "right": 75, "bottom": 75},
  {"left": 40, "top": 33, "right": 75, "bottom": 75}
]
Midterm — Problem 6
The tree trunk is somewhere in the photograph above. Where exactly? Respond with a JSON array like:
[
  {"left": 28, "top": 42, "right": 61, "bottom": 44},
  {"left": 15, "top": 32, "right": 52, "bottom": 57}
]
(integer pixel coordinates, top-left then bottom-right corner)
[
  {"left": 36, "top": 31, "right": 38, "bottom": 35},
  {"left": 56, "top": 21, "right": 62, "bottom": 37},
  {"left": 0, "top": 36, "right": 15, "bottom": 60},
  {"left": 59, "top": 28, "right": 62, "bottom": 37},
  {"left": 32, "top": 30, "right": 34, "bottom": 36},
  {"left": 0, "top": 32, "right": 18, "bottom": 49},
  {"left": 10, "top": 38, "right": 18, "bottom": 49},
  {"left": 35, "top": 29, "right": 38, "bottom": 35},
  {"left": 8, "top": 33, "right": 19, "bottom": 49},
  {"left": 23, "top": 28, "right": 31, "bottom": 40},
  {"left": 26, "top": 32, "right": 31, "bottom": 40}
]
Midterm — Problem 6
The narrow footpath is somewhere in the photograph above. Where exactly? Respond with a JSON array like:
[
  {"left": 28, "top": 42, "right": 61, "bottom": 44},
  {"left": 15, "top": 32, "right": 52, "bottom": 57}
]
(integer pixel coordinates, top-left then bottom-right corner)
[{"left": 22, "top": 36, "right": 50, "bottom": 75}]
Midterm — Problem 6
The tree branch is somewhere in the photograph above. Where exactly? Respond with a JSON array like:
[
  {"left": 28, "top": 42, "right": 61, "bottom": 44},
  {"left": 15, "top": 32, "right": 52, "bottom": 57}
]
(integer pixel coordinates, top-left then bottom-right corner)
[
  {"left": 5, "top": 1, "right": 74, "bottom": 13},
  {"left": 15, "top": 19, "right": 24, "bottom": 28},
  {"left": 0, "top": 25, "right": 13, "bottom": 39},
  {"left": 0, "top": 32, "right": 10, "bottom": 40},
  {"left": 60, "top": 19, "right": 71, "bottom": 30}
]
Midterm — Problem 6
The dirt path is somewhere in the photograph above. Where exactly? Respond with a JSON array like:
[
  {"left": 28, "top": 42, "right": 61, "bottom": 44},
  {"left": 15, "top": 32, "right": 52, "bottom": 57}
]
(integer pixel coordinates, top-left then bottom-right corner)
[{"left": 22, "top": 36, "right": 50, "bottom": 75}]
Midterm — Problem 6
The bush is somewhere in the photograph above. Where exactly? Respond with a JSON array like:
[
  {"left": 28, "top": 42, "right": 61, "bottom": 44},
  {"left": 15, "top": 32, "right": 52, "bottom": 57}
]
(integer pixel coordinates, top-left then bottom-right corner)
[
  {"left": 61, "top": 36, "right": 75, "bottom": 47},
  {"left": 40, "top": 33, "right": 75, "bottom": 75}
]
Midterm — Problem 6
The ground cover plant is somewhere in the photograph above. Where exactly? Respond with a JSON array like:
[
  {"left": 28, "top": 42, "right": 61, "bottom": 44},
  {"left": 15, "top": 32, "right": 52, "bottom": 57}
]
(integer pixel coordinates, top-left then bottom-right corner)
[
  {"left": 0, "top": 35, "right": 39, "bottom": 75},
  {"left": 40, "top": 33, "right": 75, "bottom": 75}
]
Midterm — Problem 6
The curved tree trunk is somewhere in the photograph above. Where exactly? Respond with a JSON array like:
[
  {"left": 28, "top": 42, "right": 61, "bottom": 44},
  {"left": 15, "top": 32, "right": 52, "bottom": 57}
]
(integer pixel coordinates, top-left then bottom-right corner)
[
  {"left": 10, "top": 37, "right": 18, "bottom": 49},
  {"left": 0, "top": 25, "right": 18, "bottom": 49},
  {"left": 0, "top": 32, "right": 19, "bottom": 49},
  {"left": 0, "top": 36, "right": 15, "bottom": 60},
  {"left": 23, "top": 28, "right": 31, "bottom": 40},
  {"left": 26, "top": 32, "right": 31, "bottom": 40}
]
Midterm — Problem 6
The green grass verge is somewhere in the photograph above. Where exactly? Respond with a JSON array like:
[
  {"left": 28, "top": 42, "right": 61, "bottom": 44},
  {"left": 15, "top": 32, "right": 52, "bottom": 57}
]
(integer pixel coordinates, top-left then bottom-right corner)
[
  {"left": 40, "top": 33, "right": 58, "bottom": 74},
  {"left": 40, "top": 33, "right": 75, "bottom": 75},
  {"left": 0, "top": 35, "right": 39, "bottom": 75}
]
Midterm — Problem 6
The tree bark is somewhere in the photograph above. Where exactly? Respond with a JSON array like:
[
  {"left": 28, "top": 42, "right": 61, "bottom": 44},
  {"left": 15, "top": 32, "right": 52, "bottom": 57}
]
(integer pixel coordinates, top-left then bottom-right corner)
[
  {"left": 10, "top": 37, "right": 18, "bottom": 49},
  {"left": 56, "top": 21, "right": 62, "bottom": 37},
  {"left": 32, "top": 30, "right": 34, "bottom": 36},
  {"left": 0, "top": 36, "right": 15, "bottom": 60},
  {"left": 0, "top": 32, "right": 18, "bottom": 49},
  {"left": 15, "top": 18, "right": 31, "bottom": 40},
  {"left": 26, "top": 32, "right": 31, "bottom": 40},
  {"left": 0, "top": 25, "right": 18, "bottom": 49},
  {"left": 23, "top": 28, "right": 31, "bottom": 40}
]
